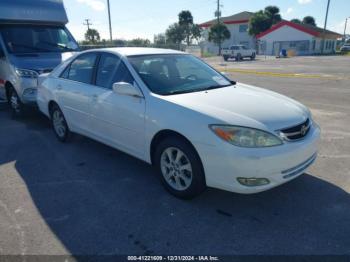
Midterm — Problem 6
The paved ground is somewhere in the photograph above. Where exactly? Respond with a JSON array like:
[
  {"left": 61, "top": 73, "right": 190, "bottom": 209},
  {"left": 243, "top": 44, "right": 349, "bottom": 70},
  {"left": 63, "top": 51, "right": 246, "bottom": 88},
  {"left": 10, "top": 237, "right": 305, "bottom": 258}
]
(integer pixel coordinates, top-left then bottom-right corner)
[{"left": 0, "top": 56, "right": 350, "bottom": 257}]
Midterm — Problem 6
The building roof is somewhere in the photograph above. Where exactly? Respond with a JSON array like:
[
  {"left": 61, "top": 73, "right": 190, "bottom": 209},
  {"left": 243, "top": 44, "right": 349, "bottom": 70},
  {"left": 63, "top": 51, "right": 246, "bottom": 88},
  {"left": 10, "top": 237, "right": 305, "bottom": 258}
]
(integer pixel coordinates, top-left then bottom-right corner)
[
  {"left": 257, "top": 21, "right": 342, "bottom": 39},
  {"left": 199, "top": 11, "right": 254, "bottom": 28}
]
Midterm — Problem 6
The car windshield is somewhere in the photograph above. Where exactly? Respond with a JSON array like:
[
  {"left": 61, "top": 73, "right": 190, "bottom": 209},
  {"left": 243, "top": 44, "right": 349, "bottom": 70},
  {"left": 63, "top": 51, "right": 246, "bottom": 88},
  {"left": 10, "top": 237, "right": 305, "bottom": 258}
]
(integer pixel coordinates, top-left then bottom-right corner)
[
  {"left": 128, "top": 54, "right": 233, "bottom": 95},
  {"left": 0, "top": 25, "right": 79, "bottom": 54}
]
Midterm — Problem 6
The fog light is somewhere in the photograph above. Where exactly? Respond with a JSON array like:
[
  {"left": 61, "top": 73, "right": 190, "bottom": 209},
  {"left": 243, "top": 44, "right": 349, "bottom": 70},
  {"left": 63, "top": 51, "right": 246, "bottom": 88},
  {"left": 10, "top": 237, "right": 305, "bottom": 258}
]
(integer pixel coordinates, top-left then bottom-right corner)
[{"left": 237, "top": 177, "right": 270, "bottom": 187}]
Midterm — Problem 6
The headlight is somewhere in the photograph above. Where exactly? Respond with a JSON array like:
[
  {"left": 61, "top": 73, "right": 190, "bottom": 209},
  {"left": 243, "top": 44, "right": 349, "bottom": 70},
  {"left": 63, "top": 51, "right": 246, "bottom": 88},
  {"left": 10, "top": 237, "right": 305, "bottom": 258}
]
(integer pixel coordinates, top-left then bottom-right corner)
[
  {"left": 210, "top": 125, "right": 283, "bottom": 148},
  {"left": 15, "top": 68, "right": 38, "bottom": 78},
  {"left": 22, "top": 88, "right": 37, "bottom": 97}
]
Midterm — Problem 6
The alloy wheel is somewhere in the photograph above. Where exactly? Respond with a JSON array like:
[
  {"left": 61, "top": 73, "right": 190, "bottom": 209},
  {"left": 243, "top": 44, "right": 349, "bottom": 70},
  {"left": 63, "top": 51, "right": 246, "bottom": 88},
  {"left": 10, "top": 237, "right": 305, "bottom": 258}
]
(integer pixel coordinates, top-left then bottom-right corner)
[
  {"left": 52, "top": 110, "right": 66, "bottom": 138},
  {"left": 160, "top": 147, "right": 193, "bottom": 191}
]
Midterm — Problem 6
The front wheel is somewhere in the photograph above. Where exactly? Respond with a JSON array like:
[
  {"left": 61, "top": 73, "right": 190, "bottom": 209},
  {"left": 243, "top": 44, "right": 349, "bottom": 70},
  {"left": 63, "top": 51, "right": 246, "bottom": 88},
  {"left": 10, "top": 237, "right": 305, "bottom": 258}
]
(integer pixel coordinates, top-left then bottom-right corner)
[
  {"left": 8, "top": 87, "right": 24, "bottom": 117},
  {"left": 223, "top": 55, "right": 229, "bottom": 61},
  {"left": 50, "top": 104, "right": 71, "bottom": 142},
  {"left": 154, "top": 137, "right": 206, "bottom": 199}
]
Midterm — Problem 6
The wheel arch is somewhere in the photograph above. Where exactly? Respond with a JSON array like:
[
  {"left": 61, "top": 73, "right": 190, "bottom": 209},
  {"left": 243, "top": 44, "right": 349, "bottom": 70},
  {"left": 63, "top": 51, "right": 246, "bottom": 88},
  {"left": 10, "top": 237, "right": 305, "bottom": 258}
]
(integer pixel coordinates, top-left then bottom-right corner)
[
  {"left": 5, "top": 81, "right": 14, "bottom": 100},
  {"left": 150, "top": 129, "right": 203, "bottom": 168},
  {"left": 48, "top": 100, "right": 59, "bottom": 117}
]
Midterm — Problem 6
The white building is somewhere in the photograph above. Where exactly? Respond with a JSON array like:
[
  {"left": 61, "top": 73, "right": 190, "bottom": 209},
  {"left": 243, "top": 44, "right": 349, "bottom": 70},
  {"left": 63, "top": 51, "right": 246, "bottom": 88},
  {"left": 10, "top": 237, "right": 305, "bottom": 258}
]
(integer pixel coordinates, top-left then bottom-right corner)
[
  {"left": 199, "top": 11, "right": 255, "bottom": 54},
  {"left": 257, "top": 21, "right": 342, "bottom": 56}
]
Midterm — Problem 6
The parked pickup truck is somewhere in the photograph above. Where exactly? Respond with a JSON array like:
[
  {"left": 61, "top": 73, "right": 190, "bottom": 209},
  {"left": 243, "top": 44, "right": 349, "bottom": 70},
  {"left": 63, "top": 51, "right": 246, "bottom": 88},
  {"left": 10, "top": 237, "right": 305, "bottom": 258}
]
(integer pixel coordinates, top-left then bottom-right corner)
[{"left": 222, "top": 45, "right": 256, "bottom": 61}]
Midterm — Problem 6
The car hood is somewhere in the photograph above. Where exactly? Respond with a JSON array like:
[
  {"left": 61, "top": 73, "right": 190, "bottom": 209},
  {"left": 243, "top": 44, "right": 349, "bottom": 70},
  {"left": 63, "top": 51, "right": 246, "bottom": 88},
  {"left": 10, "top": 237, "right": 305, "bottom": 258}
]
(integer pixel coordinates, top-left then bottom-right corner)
[
  {"left": 160, "top": 83, "right": 310, "bottom": 131},
  {"left": 8, "top": 52, "right": 76, "bottom": 73}
]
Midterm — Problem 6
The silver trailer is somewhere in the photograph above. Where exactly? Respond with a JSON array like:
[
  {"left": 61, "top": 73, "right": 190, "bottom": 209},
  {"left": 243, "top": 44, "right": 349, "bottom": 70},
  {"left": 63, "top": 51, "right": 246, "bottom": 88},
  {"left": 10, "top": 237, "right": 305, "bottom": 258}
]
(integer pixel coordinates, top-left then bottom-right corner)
[{"left": 0, "top": 0, "right": 79, "bottom": 116}]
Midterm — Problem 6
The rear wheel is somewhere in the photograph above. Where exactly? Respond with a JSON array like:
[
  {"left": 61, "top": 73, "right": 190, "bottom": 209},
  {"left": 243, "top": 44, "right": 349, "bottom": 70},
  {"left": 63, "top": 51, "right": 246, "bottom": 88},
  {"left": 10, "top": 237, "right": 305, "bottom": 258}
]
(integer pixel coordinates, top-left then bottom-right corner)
[
  {"left": 251, "top": 53, "right": 256, "bottom": 60},
  {"left": 154, "top": 137, "right": 206, "bottom": 199},
  {"left": 223, "top": 55, "right": 229, "bottom": 61},
  {"left": 50, "top": 104, "right": 71, "bottom": 142},
  {"left": 8, "top": 87, "right": 24, "bottom": 117}
]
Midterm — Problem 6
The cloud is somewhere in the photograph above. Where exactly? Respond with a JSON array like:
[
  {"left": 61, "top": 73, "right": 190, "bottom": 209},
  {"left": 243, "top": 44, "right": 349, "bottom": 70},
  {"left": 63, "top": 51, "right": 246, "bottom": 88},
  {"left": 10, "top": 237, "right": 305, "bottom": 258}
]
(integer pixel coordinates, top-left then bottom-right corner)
[
  {"left": 329, "top": 21, "right": 346, "bottom": 34},
  {"left": 76, "top": 0, "right": 105, "bottom": 11},
  {"left": 298, "top": 0, "right": 312, "bottom": 4},
  {"left": 286, "top": 7, "right": 294, "bottom": 14},
  {"left": 282, "top": 7, "right": 294, "bottom": 17}
]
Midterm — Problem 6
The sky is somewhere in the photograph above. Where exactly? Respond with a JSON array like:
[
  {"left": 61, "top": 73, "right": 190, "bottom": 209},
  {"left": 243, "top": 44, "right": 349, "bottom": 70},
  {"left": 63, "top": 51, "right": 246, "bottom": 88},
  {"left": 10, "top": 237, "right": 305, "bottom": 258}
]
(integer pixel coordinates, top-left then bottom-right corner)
[{"left": 65, "top": 0, "right": 350, "bottom": 41}]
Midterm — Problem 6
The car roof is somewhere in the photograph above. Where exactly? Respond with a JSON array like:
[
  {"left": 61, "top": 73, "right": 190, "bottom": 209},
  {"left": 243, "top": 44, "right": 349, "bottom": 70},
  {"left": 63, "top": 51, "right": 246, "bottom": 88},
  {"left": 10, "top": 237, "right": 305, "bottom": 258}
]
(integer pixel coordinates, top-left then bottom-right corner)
[{"left": 97, "top": 47, "right": 185, "bottom": 57}]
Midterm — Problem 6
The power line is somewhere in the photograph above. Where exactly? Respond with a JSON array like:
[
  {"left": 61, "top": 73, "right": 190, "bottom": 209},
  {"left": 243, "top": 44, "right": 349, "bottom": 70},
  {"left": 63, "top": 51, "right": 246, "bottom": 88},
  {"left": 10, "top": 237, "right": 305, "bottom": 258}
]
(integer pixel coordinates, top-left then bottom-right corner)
[{"left": 83, "top": 19, "right": 92, "bottom": 30}]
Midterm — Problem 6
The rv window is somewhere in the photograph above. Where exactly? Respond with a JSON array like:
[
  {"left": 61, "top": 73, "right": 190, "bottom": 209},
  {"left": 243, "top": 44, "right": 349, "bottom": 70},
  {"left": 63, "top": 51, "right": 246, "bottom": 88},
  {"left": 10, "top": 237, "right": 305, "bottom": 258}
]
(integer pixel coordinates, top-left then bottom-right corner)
[{"left": 0, "top": 25, "right": 79, "bottom": 54}]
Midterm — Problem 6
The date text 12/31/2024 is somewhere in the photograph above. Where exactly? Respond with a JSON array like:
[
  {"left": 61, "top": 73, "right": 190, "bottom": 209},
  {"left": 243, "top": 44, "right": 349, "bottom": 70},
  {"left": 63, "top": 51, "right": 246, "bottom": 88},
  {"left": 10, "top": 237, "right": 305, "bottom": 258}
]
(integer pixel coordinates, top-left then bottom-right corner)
[{"left": 127, "top": 256, "right": 220, "bottom": 261}]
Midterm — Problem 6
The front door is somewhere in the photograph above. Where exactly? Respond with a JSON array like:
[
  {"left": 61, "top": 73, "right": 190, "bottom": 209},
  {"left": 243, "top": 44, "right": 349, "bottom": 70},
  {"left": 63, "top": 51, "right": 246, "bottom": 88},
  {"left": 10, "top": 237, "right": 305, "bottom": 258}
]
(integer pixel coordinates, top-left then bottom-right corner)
[{"left": 90, "top": 53, "right": 146, "bottom": 157}]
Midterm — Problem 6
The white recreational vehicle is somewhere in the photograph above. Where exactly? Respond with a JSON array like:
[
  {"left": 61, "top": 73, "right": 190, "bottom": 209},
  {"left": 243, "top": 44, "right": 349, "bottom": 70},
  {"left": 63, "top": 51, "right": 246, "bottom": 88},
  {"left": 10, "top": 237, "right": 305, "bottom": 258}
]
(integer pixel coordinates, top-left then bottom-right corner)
[{"left": 0, "top": 0, "right": 79, "bottom": 116}]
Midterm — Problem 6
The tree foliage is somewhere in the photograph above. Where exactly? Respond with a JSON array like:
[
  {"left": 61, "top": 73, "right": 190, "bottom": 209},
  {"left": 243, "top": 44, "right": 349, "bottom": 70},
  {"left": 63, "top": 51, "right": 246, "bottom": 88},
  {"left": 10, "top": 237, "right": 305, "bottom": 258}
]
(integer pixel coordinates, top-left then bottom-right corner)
[
  {"left": 291, "top": 18, "right": 302, "bottom": 24},
  {"left": 84, "top": 28, "right": 100, "bottom": 44},
  {"left": 128, "top": 38, "right": 151, "bottom": 47},
  {"left": 264, "top": 6, "right": 282, "bottom": 25},
  {"left": 165, "top": 10, "right": 202, "bottom": 47},
  {"left": 248, "top": 6, "right": 282, "bottom": 36},
  {"left": 208, "top": 23, "right": 231, "bottom": 54},
  {"left": 302, "top": 16, "right": 317, "bottom": 27},
  {"left": 166, "top": 23, "right": 186, "bottom": 48},
  {"left": 154, "top": 33, "right": 167, "bottom": 46}
]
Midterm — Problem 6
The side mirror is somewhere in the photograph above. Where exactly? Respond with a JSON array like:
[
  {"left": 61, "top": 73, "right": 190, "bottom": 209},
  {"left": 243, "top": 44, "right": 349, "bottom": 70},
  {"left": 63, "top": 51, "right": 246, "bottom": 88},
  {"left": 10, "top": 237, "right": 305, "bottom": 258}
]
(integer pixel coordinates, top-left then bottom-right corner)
[{"left": 113, "top": 82, "right": 143, "bottom": 98}]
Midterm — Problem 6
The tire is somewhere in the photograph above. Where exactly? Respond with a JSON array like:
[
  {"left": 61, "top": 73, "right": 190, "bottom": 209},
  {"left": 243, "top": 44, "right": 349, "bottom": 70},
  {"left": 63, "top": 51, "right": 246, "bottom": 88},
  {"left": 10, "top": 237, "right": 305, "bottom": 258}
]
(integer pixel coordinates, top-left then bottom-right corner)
[
  {"left": 223, "top": 55, "right": 229, "bottom": 61},
  {"left": 8, "top": 87, "right": 24, "bottom": 118},
  {"left": 251, "top": 53, "right": 256, "bottom": 60},
  {"left": 235, "top": 53, "right": 242, "bottom": 61},
  {"left": 154, "top": 137, "right": 206, "bottom": 199},
  {"left": 50, "top": 104, "right": 71, "bottom": 142}
]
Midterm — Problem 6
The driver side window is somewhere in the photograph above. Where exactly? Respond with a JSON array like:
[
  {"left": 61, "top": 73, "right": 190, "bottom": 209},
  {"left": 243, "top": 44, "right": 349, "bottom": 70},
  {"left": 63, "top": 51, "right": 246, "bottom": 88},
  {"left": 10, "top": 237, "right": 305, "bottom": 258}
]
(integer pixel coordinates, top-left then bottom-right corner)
[{"left": 96, "top": 53, "right": 135, "bottom": 89}]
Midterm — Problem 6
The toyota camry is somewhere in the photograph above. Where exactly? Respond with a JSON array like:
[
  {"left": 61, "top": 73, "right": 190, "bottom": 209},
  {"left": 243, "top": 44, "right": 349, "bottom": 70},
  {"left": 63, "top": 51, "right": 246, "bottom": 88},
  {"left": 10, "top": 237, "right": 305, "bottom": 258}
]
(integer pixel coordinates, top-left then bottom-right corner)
[{"left": 37, "top": 48, "right": 320, "bottom": 199}]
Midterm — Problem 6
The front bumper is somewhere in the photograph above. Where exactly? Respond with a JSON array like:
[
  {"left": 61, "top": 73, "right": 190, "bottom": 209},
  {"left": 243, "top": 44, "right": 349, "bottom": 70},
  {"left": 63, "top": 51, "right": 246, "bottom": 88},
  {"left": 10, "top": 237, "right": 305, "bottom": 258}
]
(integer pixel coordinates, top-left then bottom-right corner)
[
  {"left": 195, "top": 124, "right": 321, "bottom": 194},
  {"left": 16, "top": 77, "right": 38, "bottom": 105}
]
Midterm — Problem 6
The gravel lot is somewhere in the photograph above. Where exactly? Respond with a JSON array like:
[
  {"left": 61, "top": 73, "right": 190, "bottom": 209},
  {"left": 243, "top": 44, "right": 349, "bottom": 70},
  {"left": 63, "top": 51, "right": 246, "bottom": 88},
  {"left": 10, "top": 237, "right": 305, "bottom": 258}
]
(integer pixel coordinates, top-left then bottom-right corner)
[{"left": 0, "top": 55, "right": 349, "bottom": 257}]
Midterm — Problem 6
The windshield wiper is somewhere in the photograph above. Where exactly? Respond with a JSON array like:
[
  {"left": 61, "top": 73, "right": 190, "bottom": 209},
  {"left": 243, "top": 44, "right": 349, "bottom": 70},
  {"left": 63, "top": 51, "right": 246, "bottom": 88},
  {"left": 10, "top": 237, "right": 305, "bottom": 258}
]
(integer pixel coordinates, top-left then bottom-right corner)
[
  {"left": 11, "top": 43, "right": 51, "bottom": 52},
  {"left": 204, "top": 84, "right": 232, "bottom": 91},
  {"left": 167, "top": 84, "right": 232, "bottom": 95},
  {"left": 39, "top": 41, "right": 76, "bottom": 52}
]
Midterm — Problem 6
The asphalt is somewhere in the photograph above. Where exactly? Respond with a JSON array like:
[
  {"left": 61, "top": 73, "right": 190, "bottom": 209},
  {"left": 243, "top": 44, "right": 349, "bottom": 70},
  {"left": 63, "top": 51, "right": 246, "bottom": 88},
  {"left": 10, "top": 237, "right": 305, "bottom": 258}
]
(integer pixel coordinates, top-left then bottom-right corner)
[{"left": 0, "top": 55, "right": 350, "bottom": 258}]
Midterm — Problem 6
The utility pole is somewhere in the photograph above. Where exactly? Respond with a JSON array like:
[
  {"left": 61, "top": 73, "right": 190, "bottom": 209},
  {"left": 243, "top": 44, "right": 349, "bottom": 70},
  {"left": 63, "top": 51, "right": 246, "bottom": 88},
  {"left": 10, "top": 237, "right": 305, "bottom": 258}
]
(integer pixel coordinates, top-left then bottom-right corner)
[
  {"left": 321, "top": 0, "right": 331, "bottom": 54},
  {"left": 344, "top": 17, "right": 349, "bottom": 41},
  {"left": 216, "top": 0, "right": 222, "bottom": 55},
  {"left": 107, "top": 0, "right": 113, "bottom": 43},
  {"left": 83, "top": 19, "right": 92, "bottom": 31}
]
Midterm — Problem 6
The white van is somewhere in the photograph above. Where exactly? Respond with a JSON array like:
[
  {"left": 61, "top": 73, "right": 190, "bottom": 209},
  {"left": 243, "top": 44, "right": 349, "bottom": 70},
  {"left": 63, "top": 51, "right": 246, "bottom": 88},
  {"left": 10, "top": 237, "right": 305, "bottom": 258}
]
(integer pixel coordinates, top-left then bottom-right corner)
[{"left": 0, "top": 0, "right": 79, "bottom": 116}]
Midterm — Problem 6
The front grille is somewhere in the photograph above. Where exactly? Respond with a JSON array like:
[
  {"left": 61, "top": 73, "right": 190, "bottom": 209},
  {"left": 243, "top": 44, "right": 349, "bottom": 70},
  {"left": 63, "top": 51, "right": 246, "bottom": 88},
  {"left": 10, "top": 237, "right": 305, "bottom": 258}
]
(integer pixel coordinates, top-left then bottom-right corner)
[
  {"left": 280, "top": 119, "right": 311, "bottom": 141},
  {"left": 34, "top": 69, "right": 53, "bottom": 74}
]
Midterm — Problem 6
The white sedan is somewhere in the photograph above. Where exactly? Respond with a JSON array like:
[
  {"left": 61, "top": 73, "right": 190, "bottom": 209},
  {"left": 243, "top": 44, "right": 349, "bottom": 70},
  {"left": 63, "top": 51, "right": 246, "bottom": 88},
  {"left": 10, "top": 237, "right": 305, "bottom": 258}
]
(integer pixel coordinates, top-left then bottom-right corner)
[{"left": 37, "top": 48, "right": 320, "bottom": 199}]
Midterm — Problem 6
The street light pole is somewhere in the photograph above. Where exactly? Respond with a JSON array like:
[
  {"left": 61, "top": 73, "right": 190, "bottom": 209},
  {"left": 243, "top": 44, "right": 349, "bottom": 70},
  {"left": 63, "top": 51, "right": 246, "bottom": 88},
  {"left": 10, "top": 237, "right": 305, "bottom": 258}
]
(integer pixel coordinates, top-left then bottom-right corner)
[
  {"left": 321, "top": 0, "right": 331, "bottom": 54},
  {"left": 107, "top": 0, "right": 113, "bottom": 43}
]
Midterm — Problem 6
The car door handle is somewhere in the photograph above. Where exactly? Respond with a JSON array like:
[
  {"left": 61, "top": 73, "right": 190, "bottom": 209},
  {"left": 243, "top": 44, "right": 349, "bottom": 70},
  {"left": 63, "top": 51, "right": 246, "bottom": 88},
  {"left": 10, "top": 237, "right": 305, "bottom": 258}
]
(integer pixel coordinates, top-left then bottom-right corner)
[
  {"left": 92, "top": 94, "right": 98, "bottom": 100},
  {"left": 56, "top": 85, "right": 62, "bottom": 91}
]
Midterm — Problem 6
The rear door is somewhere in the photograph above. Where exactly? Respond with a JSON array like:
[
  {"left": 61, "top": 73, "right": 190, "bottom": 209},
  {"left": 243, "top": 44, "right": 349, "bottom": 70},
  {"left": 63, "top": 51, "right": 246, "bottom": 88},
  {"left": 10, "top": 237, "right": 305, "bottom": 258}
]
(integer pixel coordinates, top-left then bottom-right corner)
[
  {"left": 89, "top": 53, "right": 146, "bottom": 157},
  {"left": 56, "top": 52, "right": 98, "bottom": 133}
]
